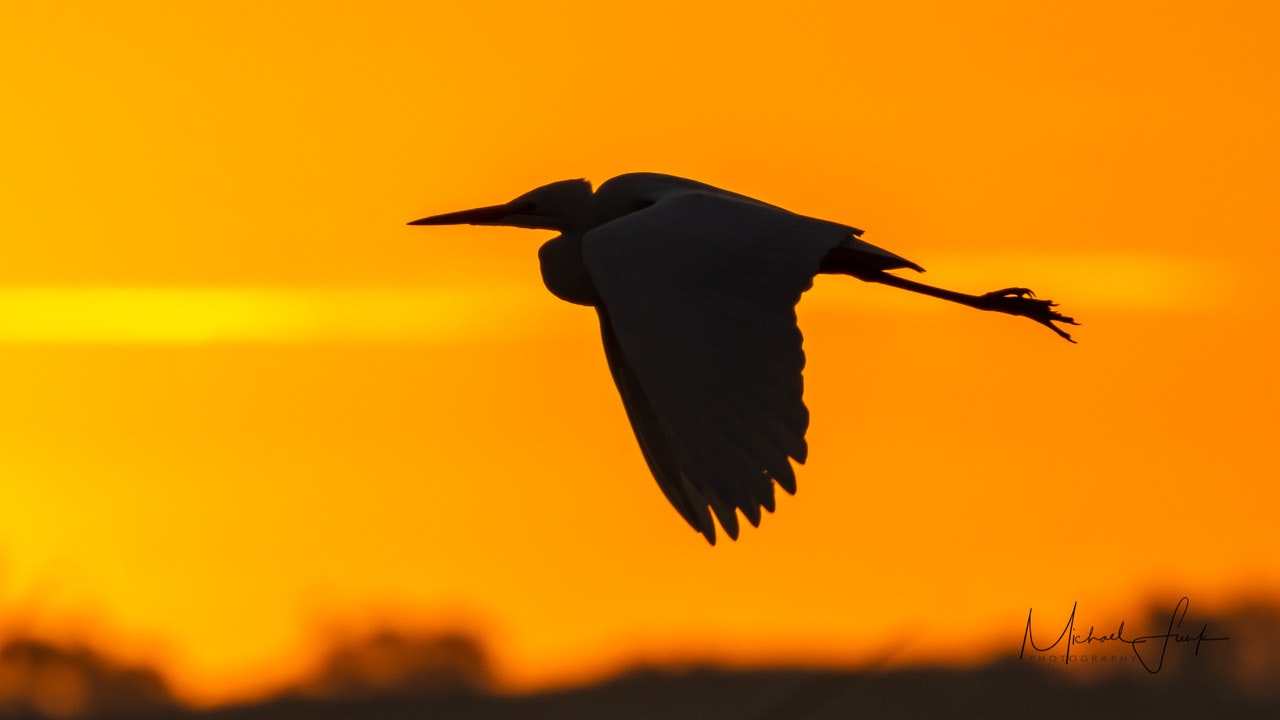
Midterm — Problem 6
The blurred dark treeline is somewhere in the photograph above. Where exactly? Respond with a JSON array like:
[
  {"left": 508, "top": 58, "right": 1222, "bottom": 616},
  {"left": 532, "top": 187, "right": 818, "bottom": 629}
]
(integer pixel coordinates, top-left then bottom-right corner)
[{"left": 1, "top": 599, "right": 1277, "bottom": 719}]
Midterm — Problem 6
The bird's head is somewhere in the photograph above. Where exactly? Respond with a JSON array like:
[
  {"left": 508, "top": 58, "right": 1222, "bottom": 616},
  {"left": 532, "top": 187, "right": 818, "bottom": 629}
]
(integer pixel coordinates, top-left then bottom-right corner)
[{"left": 408, "top": 178, "right": 593, "bottom": 232}]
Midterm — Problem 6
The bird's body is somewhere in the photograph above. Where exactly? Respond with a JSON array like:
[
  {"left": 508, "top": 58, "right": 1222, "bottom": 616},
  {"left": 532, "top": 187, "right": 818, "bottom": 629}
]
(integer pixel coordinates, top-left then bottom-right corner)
[
  {"left": 411, "top": 173, "right": 1076, "bottom": 544},
  {"left": 536, "top": 174, "right": 920, "bottom": 304}
]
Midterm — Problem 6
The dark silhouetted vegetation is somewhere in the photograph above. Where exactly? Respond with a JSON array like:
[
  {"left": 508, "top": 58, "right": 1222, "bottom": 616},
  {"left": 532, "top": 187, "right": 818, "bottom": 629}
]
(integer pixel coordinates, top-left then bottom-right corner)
[{"left": 1, "top": 599, "right": 1277, "bottom": 719}]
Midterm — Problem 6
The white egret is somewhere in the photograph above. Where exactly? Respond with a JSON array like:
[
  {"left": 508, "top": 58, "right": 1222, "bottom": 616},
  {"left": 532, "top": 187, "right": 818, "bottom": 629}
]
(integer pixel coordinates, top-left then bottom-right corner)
[{"left": 409, "top": 173, "right": 1076, "bottom": 544}]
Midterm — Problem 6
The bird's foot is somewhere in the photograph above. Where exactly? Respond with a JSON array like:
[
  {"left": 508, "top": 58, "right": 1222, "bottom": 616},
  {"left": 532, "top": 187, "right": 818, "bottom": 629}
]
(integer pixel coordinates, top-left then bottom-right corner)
[
  {"left": 978, "top": 287, "right": 1080, "bottom": 343},
  {"left": 983, "top": 287, "right": 1035, "bottom": 299}
]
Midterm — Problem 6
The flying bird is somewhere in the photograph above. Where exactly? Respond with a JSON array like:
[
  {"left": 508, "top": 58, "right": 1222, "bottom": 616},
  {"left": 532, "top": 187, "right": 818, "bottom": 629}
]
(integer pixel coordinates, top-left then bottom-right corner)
[{"left": 409, "top": 173, "right": 1076, "bottom": 544}]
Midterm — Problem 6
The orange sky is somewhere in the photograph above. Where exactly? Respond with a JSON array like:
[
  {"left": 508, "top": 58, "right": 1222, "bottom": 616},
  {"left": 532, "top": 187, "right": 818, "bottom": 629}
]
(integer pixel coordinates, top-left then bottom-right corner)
[{"left": 1, "top": 0, "right": 1278, "bottom": 706}]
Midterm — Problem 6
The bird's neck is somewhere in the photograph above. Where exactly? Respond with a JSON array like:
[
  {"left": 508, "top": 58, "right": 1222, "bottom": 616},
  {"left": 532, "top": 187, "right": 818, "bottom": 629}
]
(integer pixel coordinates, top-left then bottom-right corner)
[{"left": 537, "top": 233, "right": 599, "bottom": 307}]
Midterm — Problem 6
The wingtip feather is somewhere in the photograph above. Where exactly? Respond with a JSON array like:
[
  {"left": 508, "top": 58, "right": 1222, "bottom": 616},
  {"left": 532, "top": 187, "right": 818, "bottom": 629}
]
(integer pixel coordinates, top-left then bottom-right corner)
[{"left": 710, "top": 499, "right": 740, "bottom": 540}]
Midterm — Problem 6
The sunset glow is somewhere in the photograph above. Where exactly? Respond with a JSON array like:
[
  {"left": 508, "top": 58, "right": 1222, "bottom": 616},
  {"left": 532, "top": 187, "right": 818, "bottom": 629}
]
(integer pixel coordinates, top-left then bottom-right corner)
[
  {"left": 0, "top": 252, "right": 1212, "bottom": 343},
  {"left": 0, "top": 286, "right": 548, "bottom": 343},
  {"left": 2, "top": 0, "right": 1277, "bottom": 708}
]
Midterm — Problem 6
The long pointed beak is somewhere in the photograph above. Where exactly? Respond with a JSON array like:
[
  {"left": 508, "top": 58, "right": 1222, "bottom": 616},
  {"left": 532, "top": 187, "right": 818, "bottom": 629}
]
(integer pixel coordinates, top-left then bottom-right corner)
[{"left": 407, "top": 201, "right": 528, "bottom": 226}]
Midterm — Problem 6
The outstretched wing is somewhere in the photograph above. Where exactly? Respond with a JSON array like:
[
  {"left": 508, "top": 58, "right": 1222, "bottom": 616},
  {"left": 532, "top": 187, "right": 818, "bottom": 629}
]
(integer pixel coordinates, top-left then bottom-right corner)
[
  {"left": 582, "top": 190, "right": 915, "bottom": 543},
  {"left": 595, "top": 308, "right": 719, "bottom": 544}
]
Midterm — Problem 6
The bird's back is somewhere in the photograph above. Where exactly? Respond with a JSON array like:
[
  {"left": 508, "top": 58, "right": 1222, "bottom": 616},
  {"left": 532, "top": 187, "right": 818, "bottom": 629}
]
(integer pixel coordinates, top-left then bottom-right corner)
[{"left": 591, "top": 173, "right": 920, "bottom": 274}]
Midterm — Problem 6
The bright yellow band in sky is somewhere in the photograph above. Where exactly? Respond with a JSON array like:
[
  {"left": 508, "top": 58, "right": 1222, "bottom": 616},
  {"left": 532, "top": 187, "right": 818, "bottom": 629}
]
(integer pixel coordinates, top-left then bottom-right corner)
[{"left": 0, "top": 254, "right": 1214, "bottom": 343}]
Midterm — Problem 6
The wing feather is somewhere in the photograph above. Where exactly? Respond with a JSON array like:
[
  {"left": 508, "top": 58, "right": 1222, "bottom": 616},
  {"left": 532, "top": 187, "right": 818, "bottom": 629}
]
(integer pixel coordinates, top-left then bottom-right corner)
[
  {"left": 596, "top": 309, "right": 718, "bottom": 543},
  {"left": 583, "top": 190, "right": 877, "bottom": 542}
]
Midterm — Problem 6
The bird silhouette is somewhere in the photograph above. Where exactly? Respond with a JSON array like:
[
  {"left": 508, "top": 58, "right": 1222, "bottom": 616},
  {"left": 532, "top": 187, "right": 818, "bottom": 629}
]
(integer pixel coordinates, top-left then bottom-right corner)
[{"left": 410, "top": 173, "right": 1077, "bottom": 544}]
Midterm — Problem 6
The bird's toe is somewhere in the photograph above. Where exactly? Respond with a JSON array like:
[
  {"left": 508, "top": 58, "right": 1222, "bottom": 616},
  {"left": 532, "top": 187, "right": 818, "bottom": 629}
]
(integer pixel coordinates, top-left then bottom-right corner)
[{"left": 983, "top": 287, "right": 1035, "bottom": 299}]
